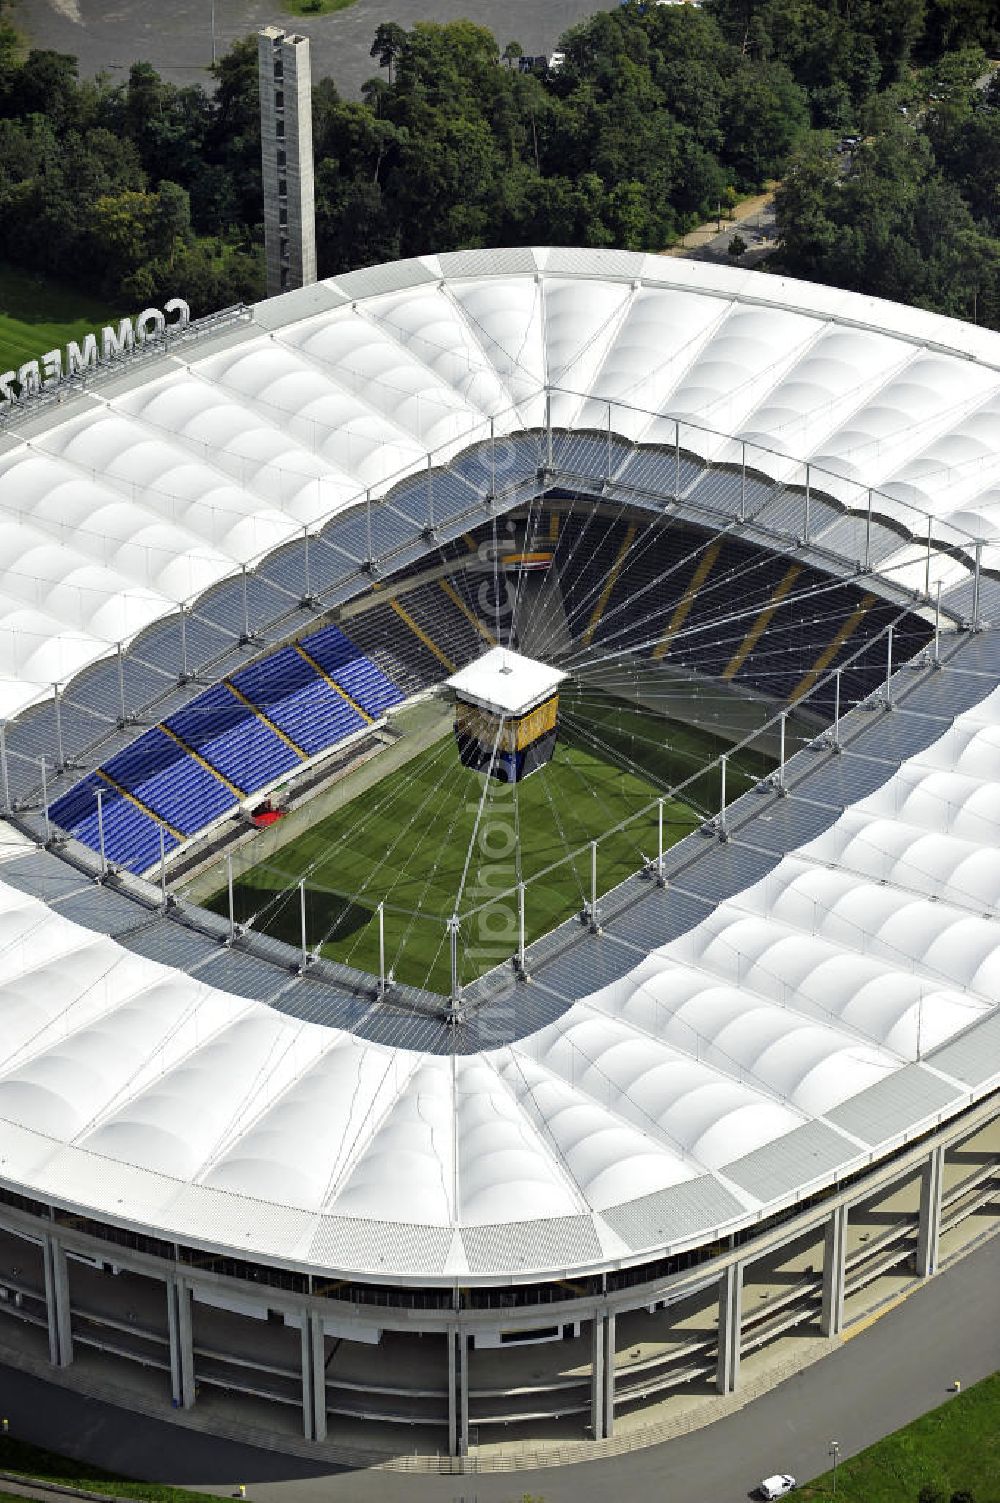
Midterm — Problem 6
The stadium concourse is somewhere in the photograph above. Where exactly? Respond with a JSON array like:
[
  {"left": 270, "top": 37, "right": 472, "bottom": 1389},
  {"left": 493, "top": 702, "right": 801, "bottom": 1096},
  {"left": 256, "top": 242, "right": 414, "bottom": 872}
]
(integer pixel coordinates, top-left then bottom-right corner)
[{"left": 0, "top": 249, "right": 996, "bottom": 1467}]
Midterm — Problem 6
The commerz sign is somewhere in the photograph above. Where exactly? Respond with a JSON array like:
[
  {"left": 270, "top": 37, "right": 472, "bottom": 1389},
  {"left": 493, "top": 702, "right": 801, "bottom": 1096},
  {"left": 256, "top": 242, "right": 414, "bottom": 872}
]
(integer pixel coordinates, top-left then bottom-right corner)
[{"left": 0, "top": 297, "right": 190, "bottom": 405}]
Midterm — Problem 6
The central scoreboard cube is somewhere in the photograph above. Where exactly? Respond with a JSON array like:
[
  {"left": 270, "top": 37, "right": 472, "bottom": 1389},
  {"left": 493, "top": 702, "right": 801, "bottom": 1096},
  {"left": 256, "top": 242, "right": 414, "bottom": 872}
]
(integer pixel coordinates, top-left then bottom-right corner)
[{"left": 446, "top": 648, "right": 568, "bottom": 783}]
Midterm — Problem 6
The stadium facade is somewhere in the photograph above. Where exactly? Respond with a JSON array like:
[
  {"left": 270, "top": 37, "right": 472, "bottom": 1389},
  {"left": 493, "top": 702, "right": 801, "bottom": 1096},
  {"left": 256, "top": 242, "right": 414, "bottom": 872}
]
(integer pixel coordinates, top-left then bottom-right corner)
[{"left": 0, "top": 249, "right": 996, "bottom": 1465}]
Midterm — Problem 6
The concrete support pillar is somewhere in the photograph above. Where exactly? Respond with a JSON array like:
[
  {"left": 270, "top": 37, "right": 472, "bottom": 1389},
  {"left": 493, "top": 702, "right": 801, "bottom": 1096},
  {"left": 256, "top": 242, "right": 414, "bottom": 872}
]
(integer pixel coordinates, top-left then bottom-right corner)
[
  {"left": 716, "top": 1260, "right": 742, "bottom": 1395},
  {"left": 447, "top": 1329, "right": 469, "bottom": 1458},
  {"left": 42, "top": 1233, "right": 72, "bottom": 1368},
  {"left": 603, "top": 1312, "right": 616, "bottom": 1440},
  {"left": 300, "top": 1310, "right": 327, "bottom": 1442},
  {"left": 821, "top": 1203, "right": 848, "bottom": 1337},
  {"left": 166, "top": 1276, "right": 195, "bottom": 1408},
  {"left": 590, "top": 1311, "right": 605, "bottom": 1440},
  {"left": 916, "top": 1144, "right": 945, "bottom": 1278}
]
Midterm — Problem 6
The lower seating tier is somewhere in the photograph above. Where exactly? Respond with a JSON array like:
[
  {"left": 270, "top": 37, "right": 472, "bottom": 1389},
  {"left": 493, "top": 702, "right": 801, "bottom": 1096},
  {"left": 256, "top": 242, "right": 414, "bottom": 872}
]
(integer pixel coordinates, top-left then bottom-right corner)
[
  {"left": 300, "top": 623, "right": 406, "bottom": 717},
  {"left": 165, "top": 685, "right": 301, "bottom": 794},
  {"left": 51, "top": 775, "right": 179, "bottom": 875}
]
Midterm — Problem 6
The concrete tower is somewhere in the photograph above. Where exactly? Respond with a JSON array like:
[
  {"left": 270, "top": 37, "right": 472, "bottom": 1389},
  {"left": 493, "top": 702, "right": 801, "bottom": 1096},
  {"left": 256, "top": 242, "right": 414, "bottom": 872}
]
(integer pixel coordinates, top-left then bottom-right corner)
[{"left": 258, "top": 27, "right": 317, "bottom": 298}]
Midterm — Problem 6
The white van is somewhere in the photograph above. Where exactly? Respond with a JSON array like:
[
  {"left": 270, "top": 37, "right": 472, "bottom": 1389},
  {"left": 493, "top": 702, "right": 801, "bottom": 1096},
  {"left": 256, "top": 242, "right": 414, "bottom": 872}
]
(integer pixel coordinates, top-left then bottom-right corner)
[{"left": 760, "top": 1478, "right": 796, "bottom": 1500}]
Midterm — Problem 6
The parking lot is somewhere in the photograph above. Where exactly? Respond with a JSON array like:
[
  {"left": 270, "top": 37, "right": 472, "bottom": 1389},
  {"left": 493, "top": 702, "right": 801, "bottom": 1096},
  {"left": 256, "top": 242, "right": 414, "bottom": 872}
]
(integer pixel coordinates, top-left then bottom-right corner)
[{"left": 15, "top": 0, "right": 603, "bottom": 95}]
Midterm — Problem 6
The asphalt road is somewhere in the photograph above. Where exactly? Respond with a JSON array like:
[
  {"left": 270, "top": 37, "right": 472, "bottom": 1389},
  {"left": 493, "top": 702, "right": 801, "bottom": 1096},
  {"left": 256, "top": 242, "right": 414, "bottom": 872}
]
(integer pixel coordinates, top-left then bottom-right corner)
[
  {"left": 13, "top": 0, "right": 603, "bottom": 97},
  {"left": 0, "top": 1235, "right": 997, "bottom": 1503}
]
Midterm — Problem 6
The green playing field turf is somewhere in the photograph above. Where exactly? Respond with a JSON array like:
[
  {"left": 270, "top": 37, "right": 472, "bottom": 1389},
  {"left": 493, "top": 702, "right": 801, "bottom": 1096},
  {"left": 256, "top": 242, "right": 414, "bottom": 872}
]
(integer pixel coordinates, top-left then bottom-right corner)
[{"left": 210, "top": 690, "right": 771, "bottom": 994}]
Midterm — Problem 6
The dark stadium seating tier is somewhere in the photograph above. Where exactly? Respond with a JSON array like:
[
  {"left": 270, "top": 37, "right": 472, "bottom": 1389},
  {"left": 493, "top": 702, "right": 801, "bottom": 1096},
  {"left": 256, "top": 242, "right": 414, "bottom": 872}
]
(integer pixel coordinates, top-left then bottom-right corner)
[{"left": 48, "top": 514, "right": 928, "bottom": 876}]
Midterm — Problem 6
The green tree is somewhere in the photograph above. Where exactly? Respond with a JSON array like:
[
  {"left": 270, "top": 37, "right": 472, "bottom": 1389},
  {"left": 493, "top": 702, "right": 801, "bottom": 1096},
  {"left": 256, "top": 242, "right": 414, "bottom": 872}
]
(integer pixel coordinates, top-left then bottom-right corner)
[{"left": 370, "top": 22, "right": 407, "bottom": 83}]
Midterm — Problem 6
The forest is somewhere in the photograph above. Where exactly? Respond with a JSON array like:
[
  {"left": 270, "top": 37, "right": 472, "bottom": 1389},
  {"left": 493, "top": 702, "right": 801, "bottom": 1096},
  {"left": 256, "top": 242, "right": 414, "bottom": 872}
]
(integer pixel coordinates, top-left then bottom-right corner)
[{"left": 0, "top": 0, "right": 997, "bottom": 326}]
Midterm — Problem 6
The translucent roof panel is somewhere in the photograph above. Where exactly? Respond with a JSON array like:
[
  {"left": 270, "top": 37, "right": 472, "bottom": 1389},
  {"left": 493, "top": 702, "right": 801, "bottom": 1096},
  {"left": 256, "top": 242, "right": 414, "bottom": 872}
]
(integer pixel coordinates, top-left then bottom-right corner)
[
  {"left": 0, "top": 252, "right": 996, "bottom": 1282},
  {"left": 0, "top": 250, "right": 998, "bottom": 716}
]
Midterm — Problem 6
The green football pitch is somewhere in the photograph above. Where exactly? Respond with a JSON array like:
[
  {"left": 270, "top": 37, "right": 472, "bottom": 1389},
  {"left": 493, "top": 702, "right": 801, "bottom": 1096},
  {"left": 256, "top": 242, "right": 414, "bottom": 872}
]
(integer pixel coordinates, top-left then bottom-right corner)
[{"left": 210, "top": 690, "right": 772, "bottom": 994}]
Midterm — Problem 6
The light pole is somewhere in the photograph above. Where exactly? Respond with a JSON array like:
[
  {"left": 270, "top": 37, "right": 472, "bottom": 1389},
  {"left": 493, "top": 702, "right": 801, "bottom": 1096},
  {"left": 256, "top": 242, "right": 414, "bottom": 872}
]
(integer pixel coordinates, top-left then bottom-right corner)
[
  {"left": 210, "top": 0, "right": 216, "bottom": 65},
  {"left": 829, "top": 1439, "right": 841, "bottom": 1495}
]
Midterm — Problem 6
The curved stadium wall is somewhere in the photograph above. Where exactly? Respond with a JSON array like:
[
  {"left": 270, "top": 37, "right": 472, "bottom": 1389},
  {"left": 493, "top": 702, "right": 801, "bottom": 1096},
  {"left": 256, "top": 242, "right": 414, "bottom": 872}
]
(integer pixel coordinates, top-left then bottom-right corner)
[{"left": 0, "top": 250, "right": 995, "bottom": 1464}]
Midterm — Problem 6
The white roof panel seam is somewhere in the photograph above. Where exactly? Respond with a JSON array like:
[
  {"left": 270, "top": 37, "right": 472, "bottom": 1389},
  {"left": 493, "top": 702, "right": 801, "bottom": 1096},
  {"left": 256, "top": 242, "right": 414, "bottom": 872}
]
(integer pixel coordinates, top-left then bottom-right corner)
[
  {"left": 658, "top": 892, "right": 920, "bottom": 1057},
  {"left": 188, "top": 1013, "right": 334, "bottom": 1184},
  {"left": 742, "top": 824, "right": 1000, "bottom": 920},
  {"left": 271, "top": 312, "right": 476, "bottom": 459},
  {"left": 519, "top": 995, "right": 799, "bottom": 1175},
  {"left": 105, "top": 376, "right": 360, "bottom": 532},
  {"left": 485, "top": 1048, "right": 597, "bottom": 1217},
  {"left": 350, "top": 295, "right": 507, "bottom": 427},
  {"left": 73, "top": 990, "right": 262, "bottom": 1149},
  {"left": 443, "top": 278, "right": 546, "bottom": 412},
  {"left": 320, "top": 1046, "right": 425, "bottom": 1215}
]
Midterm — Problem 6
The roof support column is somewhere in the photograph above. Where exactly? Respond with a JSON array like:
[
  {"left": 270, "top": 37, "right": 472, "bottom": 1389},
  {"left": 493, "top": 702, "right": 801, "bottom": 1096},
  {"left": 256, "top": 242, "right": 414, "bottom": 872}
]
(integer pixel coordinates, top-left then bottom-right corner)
[
  {"left": 916, "top": 1143, "right": 945, "bottom": 1279},
  {"left": 459, "top": 1328, "right": 470, "bottom": 1458},
  {"left": 603, "top": 1312, "right": 616, "bottom": 1439},
  {"left": 590, "top": 1310, "right": 606, "bottom": 1440},
  {"left": 43, "top": 1233, "right": 73, "bottom": 1368},
  {"left": 166, "top": 1275, "right": 195, "bottom": 1408},
  {"left": 179, "top": 603, "right": 189, "bottom": 682},
  {"left": 821, "top": 1203, "right": 848, "bottom": 1337},
  {"left": 53, "top": 684, "right": 64, "bottom": 771},
  {"left": 972, "top": 539, "right": 982, "bottom": 631},
  {"left": 300, "top": 1310, "right": 327, "bottom": 1441},
  {"left": 448, "top": 1327, "right": 469, "bottom": 1457},
  {"left": 117, "top": 643, "right": 127, "bottom": 728},
  {"left": 716, "top": 1260, "right": 742, "bottom": 1394}
]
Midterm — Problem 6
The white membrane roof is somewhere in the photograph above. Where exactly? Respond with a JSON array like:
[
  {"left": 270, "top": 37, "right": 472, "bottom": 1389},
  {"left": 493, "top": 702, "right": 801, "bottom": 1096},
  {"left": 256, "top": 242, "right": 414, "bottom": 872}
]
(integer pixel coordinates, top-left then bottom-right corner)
[
  {"left": 0, "top": 248, "right": 998, "bottom": 718},
  {"left": 447, "top": 647, "right": 567, "bottom": 716},
  {"left": 0, "top": 663, "right": 995, "bottom": 1281},
  {"left": 0, "top": 251, "right": 997, "bottom": 1282}
]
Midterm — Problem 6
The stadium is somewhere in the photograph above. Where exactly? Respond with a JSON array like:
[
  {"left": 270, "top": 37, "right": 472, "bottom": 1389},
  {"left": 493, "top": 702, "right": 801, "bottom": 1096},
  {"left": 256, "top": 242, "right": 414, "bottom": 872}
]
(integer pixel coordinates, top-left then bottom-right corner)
[{"left": 0, "top": 247, "right": 997, "bottom": 1468}]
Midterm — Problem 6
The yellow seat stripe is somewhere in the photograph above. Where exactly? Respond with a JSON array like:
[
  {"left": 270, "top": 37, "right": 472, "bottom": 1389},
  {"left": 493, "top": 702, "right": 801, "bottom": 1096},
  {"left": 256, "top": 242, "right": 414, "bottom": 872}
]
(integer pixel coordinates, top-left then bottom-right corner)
[
  {"left": 722, "top": 563, "right": 803, "bottom": 681},
  {"left": 293, "top": 642, "right": 374, "bottom": 725},
  {"left": 651, "top": 539, "right": 723, "bottom": 661},
  {"left": 439, "top": 578, "right": 495, "bottom": 645},
  {"left": 581, "top": 523, "right": 637, "bottom": 648},
  {"left": 223, "top": 679, "right": 308, "bottom": 760},
  {"left": 388, "top": 597, "right": 456, "bottom": 672},
  {"left": 789, "top": 594, "right": 877, "bottom": 703},
  {"left": 159, "top": 723, "right": 246, "bottom": 800},
  {"left": 95, "top": 769, "right": 184, "bottom": 842}
]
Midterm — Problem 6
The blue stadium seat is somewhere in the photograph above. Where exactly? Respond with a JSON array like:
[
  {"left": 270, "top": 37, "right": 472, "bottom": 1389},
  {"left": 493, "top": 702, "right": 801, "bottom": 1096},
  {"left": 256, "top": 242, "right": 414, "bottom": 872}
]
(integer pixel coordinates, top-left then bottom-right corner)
[
  {"left": 300, "top": 624, "right": 405, "bottom": 716},
  {"left": 166, "top": 684, "right": 300, "bottom": 793},
  {"left": 51, "top": 774, "right": 177, "bottom": 875},
  {"left": 231, "top": 648, "right": 367, "bottom": 758},
  {"left": 104, "top": 728, "right": 237, "bottom": 835}
]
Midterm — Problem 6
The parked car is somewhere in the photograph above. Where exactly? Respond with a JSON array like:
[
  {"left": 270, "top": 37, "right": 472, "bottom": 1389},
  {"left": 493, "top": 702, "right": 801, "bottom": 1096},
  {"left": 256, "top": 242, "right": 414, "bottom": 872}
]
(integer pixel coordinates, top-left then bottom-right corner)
[{"left": 760, "top": 1477, "right": 796, "bottom": 1500}]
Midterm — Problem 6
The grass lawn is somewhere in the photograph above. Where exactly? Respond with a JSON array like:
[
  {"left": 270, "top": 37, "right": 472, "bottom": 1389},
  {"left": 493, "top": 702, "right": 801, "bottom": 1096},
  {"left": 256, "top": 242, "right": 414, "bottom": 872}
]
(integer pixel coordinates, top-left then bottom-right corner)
[
  {"left": 800, "top": 1371, "right": 1000, "bottom": 1503},
  {"left": 0, "top": 261, "right": 120, "bottom": 374},
  {"left": 211, "top": 690, "right": 770, "bottom": 992},
  {"left": 0, "top": 1432, "right": 226, "bottom": 1503}
]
